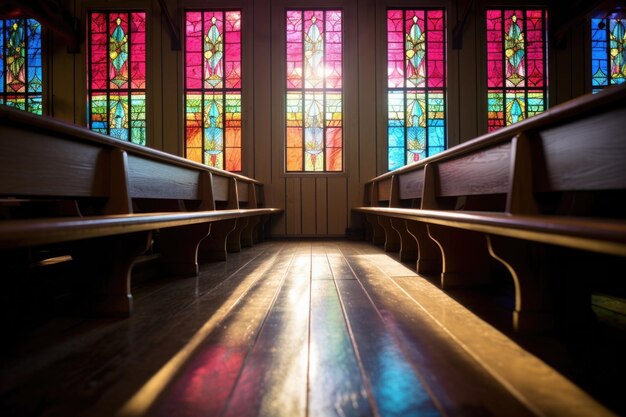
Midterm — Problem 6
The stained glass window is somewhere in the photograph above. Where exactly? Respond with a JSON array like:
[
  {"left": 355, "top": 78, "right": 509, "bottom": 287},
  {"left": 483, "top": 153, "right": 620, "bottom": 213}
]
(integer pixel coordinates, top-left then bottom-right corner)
[
  {"left": 486, "top": 9, "right": 547, "bottom": 132},
  {"left": 1, "top": 18, "right": 42, "bottom": 114},
  {"left": 286, "top": 10, "right": 343, "bottom": 172},
  {"left": 387, "top": 9, "right": 446, "bottom": 171},
  {"left": 185, "top": 11, "right": 242, "bottom": 171},
  {"left": 88, "top": 11, "right": 146, "bottom": 145},
  {"left": 591, "top": 17, "right": 626, "bottom": 93}
]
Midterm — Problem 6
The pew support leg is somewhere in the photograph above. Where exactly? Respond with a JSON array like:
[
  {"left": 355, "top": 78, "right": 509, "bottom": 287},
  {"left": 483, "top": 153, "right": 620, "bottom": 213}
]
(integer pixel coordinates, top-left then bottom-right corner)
[
  {"left": 487, "top": 235, "right": 557, "bottom": 334},
  {"left": 158, "top": 223, "right": 212, "bottom": 276},
  {"left": 406, "top": 220, "right": 442, "bottom": 276},
  {"left": 390, "top": 218, "right": 417, "bottom": 262},
  {"left": 378, "top": 216, "right": 401, "bottom": 252},
  {"left": 427, "top": 225, "right": 491, "bottom": 289},
  {"left": 365, "top": 214, "right": 385, "bottom": 246},
  {"left": 241, "top": 216, "right": 260, "bottom": 247},
  {"left": 70, "top": 231, "right": 152, "bottom": 317},
  {"left": 199, "top": 219, "right": 237, "bottom": 261}
]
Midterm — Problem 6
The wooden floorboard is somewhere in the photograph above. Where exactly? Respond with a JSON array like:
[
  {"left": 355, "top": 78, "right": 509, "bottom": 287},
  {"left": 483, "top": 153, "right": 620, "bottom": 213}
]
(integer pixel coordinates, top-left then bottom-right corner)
[{"left": 0, "top": 240, "right": 620, "bottom": 417}]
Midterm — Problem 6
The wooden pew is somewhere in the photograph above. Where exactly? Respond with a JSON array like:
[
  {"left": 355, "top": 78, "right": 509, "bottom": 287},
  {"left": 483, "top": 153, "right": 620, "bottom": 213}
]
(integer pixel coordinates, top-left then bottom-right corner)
[
  {"left": 354, "top": 83, "right": 626, "bottom": 333},
  {"left": 0, "top": 106, "right": 282, "bottom": 317}
]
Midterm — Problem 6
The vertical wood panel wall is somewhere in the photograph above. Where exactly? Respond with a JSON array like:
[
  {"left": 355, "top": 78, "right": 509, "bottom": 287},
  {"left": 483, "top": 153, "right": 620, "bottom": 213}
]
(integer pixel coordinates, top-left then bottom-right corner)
[{"left": 44, "top": 0, "right": 588, "bottom": 237}]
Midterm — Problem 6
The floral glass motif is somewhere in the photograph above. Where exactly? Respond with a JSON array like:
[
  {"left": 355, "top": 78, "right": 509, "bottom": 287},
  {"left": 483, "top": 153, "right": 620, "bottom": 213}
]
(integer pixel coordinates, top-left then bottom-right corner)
[
  {"left": 185, "top": 11, "right": 242, "bottom": 171},
  {"left": 1, "top": 18, "right": 42, "bottom": 114},
  {"left": 591, "top": 17, "right": 626, "bottom": 93},
  {"left": 88, "top": 11, "right": 147, "bottom": 145},
  {"left": 486, "top": 9, "right": 547, "bottom": 132},
  {"left": 387, "top": 9, "right": 446, "bottom": 171},
  {"left": 286, "top": 10, "right": 343, "bottom": 172}
]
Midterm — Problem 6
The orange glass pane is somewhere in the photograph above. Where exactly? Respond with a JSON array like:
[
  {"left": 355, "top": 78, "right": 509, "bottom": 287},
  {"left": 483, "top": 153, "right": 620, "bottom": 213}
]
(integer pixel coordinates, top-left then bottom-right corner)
[
  {"left": 326, "top": 128, "right": 342, "bottom": 148},
  {"left": 326, "top": 147, "right": 342, "bottom": 171},
  {"left": 226, "top": 148, "right": 242, "bottom": 171},
  {"left": 186, "top": 148, "right": 202, "bottom": 163},
  {"left": 287, "top": 127, "right": 303, "bottom": 148},
  {"left": 286, "top": 148, "right": 303, "bottom": 171},
  {"left": 225, "top": 127, "right": 241, "bottom": 147},
  {"left": 186, "top": 126, "right": 202, "bottom": 148}
]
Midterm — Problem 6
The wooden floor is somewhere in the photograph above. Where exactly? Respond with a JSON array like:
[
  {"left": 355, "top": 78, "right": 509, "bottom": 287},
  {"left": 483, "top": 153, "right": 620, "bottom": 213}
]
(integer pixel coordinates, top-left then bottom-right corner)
[{"left": 0, "top": 240, "right": 622, "bottom": 417}]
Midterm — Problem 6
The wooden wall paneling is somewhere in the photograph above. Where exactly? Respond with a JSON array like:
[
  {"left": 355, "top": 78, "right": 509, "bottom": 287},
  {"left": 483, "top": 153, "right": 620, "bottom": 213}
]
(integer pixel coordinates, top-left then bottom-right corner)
[
  {"left": 474, "top": 0, "right": 488, "bottom": 135},
  {"left": 252, "top": 0, "right": 273, "bottom": 197},
  {"left": 285, "top": 178, "right": 301, "bottom": 235},
  {"left": 446, "top": 0, "right": 462, "bottom": 146},
  {"left": 160, "top": 0, "right": 178, "bottom": 155},
  {"left": 355, "top": 0, "right": 377, "bottom": 228},
  {"left": 554, "top": 31, "right": 573, "bottom": 104},
  {"left": 242, "top": 0, "right": 255, "bottom": 177},
  {"left": 49, "top": 2, "right": 76, "bottom": 123},
  {"left": 269, "top": 0, "right": 286, "bottom": 236},
  {"left": 73, "top": 0, "right": 86, "bottom": 126},
  {"left": 151, "top": 0, "right": 164, "bottom": 152},
  {"left": 301, "top": 177, "right": 316, "bottom": 235},
  {"left": 316, "top": 178, "right": 328, "bottom": 235},
  {"left": 327, "top": 177, "right": 348, "bottom": 235},
  {"left": 570, "top": 20, "right": 586, "bottom": 99}
]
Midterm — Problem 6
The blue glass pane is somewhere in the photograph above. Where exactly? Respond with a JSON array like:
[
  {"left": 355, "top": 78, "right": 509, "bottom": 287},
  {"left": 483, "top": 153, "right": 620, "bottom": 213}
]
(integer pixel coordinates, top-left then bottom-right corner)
[
  {"left": 388, "top": 147, "right": 404, "bottom": 170},
  {"left": 388, "top": 126, "right": 404, "bottom": 147},
  {"left": 27, "top": 19, "right": 42, "bottom": 94}
]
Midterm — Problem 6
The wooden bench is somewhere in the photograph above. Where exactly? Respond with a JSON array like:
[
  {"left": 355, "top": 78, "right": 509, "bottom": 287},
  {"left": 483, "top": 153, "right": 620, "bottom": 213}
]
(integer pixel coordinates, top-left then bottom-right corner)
[
  {"left": 0, "top": 106, "right": 282, "bottom": 317},
  {"left": 354, "top": 83, "right": 626, "bottom": 333}
]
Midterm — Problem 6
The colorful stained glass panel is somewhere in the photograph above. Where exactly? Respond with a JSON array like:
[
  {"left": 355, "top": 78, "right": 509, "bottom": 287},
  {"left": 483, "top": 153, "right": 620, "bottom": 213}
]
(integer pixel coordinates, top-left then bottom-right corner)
[
  {"left": 285, "top": 10, "right": 343, "bottom": 172},
  {"left": 591, "top": 17, "right": 626, "bottom": 93},
  {"left": 387, "top": 9, "right": 447, "bottom": 171},
  {"left": 88, "top": 11, "right": 146, "bottom": 145},
  {"left": 185, "top": 10, "right": 242, "bottom": 171},
  {"left": 486, "top": 9, "right": 547, "bottom": 131},
  {"left": 1, "top": 19, "right": 42, "bottom": 114}
]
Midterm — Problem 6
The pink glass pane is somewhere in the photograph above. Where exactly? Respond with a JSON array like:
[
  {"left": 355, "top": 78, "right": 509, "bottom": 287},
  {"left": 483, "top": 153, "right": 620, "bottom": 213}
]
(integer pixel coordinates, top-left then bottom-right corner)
[
  {"left": 286, "top": 10, "right": 303, "bottom": 89},
  {"left": 325, "top": 10, "right": 342, "bottom": 88},
  {"left": 225, "top": 11, "right": 241, "bottom": 89},
  {"left": 186, "top": 12, "right": 203, "bottom": 89},
  {"left": 90, "top": 13, "right": 108, "bottom": 90},
  {"left": 526, "top": 10, "right": 544, "bottom": 87},
  {"left": 387, "top": 10, "right": 404, "bottom": 88},
  {"left": 486, "top": 10, "right": 503, "bottom": 88},
  {"left": 427, "top": 10, "right": 445, "bottom": 88},
  {"left": 130, "top": 12, "right": 146, "bottom": 89}
]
